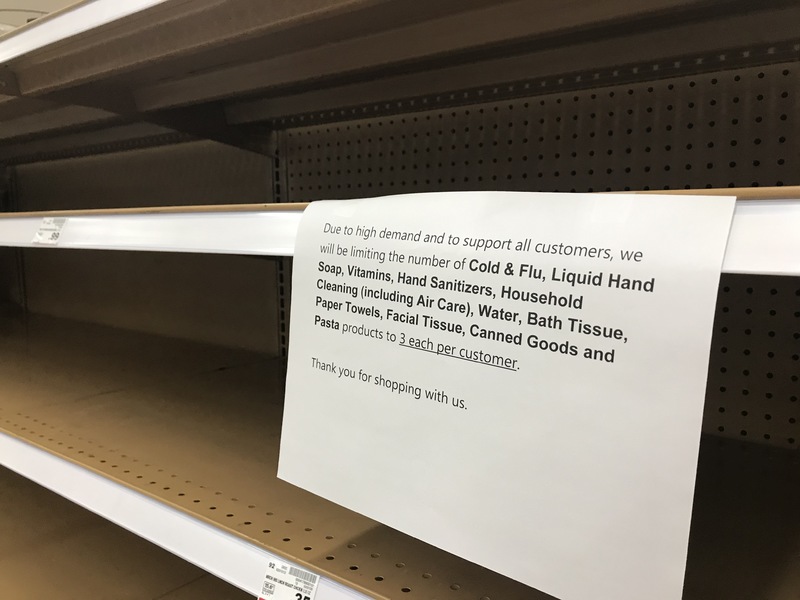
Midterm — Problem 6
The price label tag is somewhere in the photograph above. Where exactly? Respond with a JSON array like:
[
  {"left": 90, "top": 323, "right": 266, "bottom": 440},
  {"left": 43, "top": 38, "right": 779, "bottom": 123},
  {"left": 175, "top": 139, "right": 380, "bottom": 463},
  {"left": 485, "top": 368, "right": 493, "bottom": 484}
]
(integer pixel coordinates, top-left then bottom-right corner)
[
  {"left": 258, "top": 559, "right": 318, "bottom": 600},
  {"left": 32, "top": 217, "right": 67, "bottom": 245}
]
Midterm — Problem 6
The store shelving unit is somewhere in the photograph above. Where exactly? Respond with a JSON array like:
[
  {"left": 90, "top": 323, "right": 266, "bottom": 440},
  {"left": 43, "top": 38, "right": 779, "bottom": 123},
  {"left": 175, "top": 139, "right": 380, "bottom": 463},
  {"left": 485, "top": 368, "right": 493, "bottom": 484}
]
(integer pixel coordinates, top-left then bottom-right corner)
[
  {"left": 0, "top": 191, "right": 799, "bottom": 274},
  {"left": 1, "top": 1, "right": 798, "bottom": 599},
  {"left": 0, "top": 465, "right": 252, "bottom": 600},
  {"left": 0, "top": 204, "right": 305, "bottom": 255},
  {"left": 0, "top": 316, "right": 538, "bottom": 599}
]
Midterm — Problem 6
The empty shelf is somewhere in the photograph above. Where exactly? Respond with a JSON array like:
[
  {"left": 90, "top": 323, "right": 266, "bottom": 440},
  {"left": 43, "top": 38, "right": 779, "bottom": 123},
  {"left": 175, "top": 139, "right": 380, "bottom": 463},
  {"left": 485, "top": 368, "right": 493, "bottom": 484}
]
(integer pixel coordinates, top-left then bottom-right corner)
[
  {"left": 0, "top": 465, "right": 252, "bottom": 600},
  {"left": 0, "top": 316, "right": 534, "bottom": 600},
  {"left": 1, "top": 316, "right": 798, "bottom": 599}
]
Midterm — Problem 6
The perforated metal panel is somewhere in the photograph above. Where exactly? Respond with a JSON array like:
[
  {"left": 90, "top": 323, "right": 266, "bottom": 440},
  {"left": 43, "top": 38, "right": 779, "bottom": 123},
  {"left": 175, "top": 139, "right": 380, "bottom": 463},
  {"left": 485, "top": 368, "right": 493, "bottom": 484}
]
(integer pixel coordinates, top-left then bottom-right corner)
[
  {"left": 281, "top": 57, "right": 799, "bottom": 449},
  {"left": 707, "top": 274, "right": 800, "bottom": 449},
  {"left": 273, "top": 133, "right": 293, "bottom": 357},
  {"left": 285, "top": 63, "right": 797, "bottom": 199}
]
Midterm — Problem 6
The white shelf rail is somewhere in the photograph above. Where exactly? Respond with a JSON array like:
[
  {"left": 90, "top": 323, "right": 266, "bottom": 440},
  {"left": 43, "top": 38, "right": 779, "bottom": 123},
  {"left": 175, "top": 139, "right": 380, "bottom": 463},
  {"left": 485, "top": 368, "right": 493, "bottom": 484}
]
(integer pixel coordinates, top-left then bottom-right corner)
[
  {"left": 0, "top": 0, "right": 170, "bottom": 63},
  {"left": 723, "top": 200, "right": 800, "bottom": 276},
  {"left": 0, "top": 432, "right": 369, "bottom": 600},
  {"left": 0, "top": 194, "right": 799, "bottom": 275},
  {"left": 0, "top": 206, "right": 304, "bottom": 256}
]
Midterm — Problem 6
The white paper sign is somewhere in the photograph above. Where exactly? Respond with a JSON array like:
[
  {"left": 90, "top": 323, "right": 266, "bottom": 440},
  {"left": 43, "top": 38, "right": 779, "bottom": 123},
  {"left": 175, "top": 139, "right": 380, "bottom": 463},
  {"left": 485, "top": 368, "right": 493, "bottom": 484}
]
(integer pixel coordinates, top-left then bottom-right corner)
[
  {"left": 280, "top": 192, "right": 735, "bottom": 600},
  {"left": 32, "top": 217, "right": 67, "bottom": 245},
  {"left": 258, "top": 559, "right": 318, "bottom": 600}
]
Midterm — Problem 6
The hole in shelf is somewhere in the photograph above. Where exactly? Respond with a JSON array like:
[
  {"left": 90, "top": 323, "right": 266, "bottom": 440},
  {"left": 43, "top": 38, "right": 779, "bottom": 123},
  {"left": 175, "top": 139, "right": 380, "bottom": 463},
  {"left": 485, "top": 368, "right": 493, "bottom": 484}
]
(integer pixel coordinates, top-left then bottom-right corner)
[
  {"left": 326, "top": 556, "right": 335, "bottom": 561},
  {"left": 375, "top": 576, "right": 384, "bottom": 582}
]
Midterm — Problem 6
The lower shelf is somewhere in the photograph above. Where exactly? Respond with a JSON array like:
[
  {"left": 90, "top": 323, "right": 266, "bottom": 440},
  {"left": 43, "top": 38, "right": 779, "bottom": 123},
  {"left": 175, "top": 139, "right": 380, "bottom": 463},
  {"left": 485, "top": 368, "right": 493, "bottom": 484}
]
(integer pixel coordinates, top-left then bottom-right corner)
[
  {"left": 1, "top": 316, "right": 798, "bottom": 599},
  {"left": 0, "top": 465, "right": 252, "bottom": 600},
  {"left": 0, "top": 316, "right": 535, "bottom": 600}
]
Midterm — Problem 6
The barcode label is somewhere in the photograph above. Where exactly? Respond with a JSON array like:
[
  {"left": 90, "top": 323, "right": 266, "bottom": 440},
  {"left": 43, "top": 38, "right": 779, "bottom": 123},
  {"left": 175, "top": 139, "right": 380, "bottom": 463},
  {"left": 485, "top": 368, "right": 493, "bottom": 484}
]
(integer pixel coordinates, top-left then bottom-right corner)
[
  {"left": 32, "top": 217, "right": 67, "bottom": 246},
  {"left": 289, "top": 566, "right": 318, "bottom": 585},
  {"left": 259, "top": 559, "right": 319, "bottom": 600}
]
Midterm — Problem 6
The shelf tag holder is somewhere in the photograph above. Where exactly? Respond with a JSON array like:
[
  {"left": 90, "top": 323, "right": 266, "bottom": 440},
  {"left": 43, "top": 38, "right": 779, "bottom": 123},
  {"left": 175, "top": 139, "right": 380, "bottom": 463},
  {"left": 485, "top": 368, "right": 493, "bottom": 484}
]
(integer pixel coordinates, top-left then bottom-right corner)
[
  {"left": 32, "top": 217, "right": 67, "bottom": 245},
  {"left": 258, "top": 559, "right": 318, "bottom": 600}
]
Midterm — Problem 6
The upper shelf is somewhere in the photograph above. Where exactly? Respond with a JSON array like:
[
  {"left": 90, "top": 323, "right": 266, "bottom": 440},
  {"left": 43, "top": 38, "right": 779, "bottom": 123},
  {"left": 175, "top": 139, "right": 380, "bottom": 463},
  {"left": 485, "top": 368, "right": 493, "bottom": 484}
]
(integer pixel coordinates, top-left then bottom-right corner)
[
  {"left": 0, "top": 0, "right": 733, "bottom": 97},
  {"left": 0, "top": 0, "right": 170, "bottom": 65},
  {"left": 0, "top": 189, "right": 799, "bottom": 276},
  {"left": 0, "top": 0, "right": 797, "bottom": 163}
]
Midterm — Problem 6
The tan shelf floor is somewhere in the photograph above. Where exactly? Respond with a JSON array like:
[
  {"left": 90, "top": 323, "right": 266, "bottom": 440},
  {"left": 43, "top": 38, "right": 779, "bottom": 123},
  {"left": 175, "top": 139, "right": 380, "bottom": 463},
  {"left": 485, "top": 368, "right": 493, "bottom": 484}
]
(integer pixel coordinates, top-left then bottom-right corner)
[
  {"left": 1, "top": 315, "right": 798, "bottom": 599},
  {"left": 0, "top": 465, "right": 252, "bottom": 600},
  {"left": 0, "top": 315, "right": 535, "bottom": 599}
]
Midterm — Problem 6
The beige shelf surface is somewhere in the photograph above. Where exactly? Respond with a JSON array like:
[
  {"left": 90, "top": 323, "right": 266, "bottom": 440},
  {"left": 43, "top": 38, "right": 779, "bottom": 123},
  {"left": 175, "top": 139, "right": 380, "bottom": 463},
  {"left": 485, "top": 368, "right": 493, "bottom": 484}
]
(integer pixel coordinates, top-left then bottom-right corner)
[
  {"left": 0, "top": 465, "right": 251, "bottom": 600},
  {"left": 0, "top": 315, "right": 536, "bottom": 600},
  {"left": 1, "top": 315, "right": 799, "bottom": 599}
]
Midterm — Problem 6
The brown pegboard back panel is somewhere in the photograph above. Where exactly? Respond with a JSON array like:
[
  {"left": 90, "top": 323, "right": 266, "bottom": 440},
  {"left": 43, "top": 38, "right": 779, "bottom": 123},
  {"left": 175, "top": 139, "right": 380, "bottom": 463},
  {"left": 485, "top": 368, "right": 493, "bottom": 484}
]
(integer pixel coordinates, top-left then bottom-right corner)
[
  {"left": 282, "top": 58, "right": 798, "bottom": 449},
  {"left": 268, "top": 39, "right": 799, "bottom": 130},
  {"left": 273, "top": 129, "right": 293, "bottom": 357},
  {"left": 285, "top": 62, "right": 797, "bottom": 199},
  {"left": 706, "top": 274, "right": 800, "bottom": 449}
]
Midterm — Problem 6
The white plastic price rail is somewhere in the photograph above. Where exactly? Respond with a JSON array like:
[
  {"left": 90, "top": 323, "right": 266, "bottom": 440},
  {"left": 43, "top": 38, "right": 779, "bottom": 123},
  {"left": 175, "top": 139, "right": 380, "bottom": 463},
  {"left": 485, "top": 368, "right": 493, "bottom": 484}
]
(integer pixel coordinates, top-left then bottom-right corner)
[
  {"left": 0, "top": 0, "right": 170, "bottom": 63},
  {"left": 0, "top": 196, "right": 799, "bottom": 275},
  {"left": 0, "top": 432, "right": 369, "bottom": 600},
  {"left": 722, "top": 200, "right": 800, "bottom": 276},
  {"left": 0, "top": 206, "right": 305, "bottom": 256}
]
